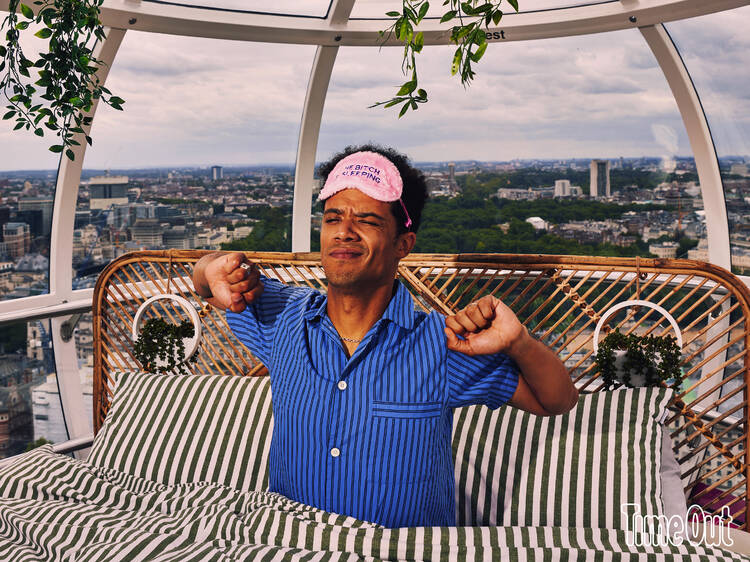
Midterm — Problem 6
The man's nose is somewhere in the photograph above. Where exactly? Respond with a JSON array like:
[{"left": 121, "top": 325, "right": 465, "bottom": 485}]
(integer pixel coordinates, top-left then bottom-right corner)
[{"left": 334, "top": 218, "right": 359, "bottom": 240}]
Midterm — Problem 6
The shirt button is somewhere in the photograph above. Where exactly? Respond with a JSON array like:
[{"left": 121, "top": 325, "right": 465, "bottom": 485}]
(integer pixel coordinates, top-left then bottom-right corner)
[
  {"left": 330, "top": 447, "right": 341, "bottom": 458},
  {"left": 337, "top": 380, "right": 347, "bottom": 391}
]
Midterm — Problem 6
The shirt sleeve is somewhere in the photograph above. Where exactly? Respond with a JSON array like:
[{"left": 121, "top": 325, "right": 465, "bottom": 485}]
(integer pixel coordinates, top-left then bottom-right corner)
[
  {"left": 225, "top": 275, "right": 313, "bottom": 366},
  {"left": 444, "top": 317, "right": 520, "bottom": 410}
]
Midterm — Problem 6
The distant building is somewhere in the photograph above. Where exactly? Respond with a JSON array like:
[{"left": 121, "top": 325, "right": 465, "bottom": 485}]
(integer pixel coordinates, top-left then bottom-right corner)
[
  {"left": 89, "top": 175, "right": 129, "bottom": 210},
  {"left": 730, "top": 163, "right": 748, "bottom": 177},
  {"left": 130, "top": 218, "right": 162, "bottom": 248},
  {"left": 31, "top": 374, "right": 67, "bottom": 444},
  {"left": 18, "top": 198, "right": 53, "bottom": 235},
  {"left": 649, "top": 241, "right": 680, "bottom": 259},
  {"left": 448, "top": 162, "right": 456, "bottom": 186},
  {"left": 0, "top": 206, "right": 11, "bottom": 239},
  {"left": 526, "top": 217, "right": 548, "bottom": 231},
  {"left": 15, "top": 253, "right": 48, "bottom": 273},
  {"left": 162, "top": 225, "right": 196, "bottom": 250},
  {"left": 211, "top": 166, "right": 224, "bottom": 181},
  {"left": 554, "top": 179, "right": 570, "bottom": 197},
  {"left": 2, "top": 223, "right": 31, "bottom": 258},
  {"left": 16, "top": 209, "right": 44, "bottom": 237},
  {"left": 590, "top": 159, "right": 611, "bottom": 198}
]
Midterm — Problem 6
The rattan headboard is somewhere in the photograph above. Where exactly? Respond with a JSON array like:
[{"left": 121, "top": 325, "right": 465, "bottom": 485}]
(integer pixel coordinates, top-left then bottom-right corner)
[{"left": 92, "top": 250, "right": 750, "bottom": 528}]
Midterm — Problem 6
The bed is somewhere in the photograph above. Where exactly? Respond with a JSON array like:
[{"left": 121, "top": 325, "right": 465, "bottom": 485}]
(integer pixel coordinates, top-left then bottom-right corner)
[{"left": 1, "top": 250, "right": 750, "bottom": 561}]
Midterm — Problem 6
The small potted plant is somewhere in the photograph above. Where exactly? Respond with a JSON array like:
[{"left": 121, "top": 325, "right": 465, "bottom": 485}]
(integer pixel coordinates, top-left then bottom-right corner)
[
  {"left": 133, "top": 317, "right": 196, "bottom": 374},
  {"left": 595, "top": 330, "right": 683, "bottom": 389}
]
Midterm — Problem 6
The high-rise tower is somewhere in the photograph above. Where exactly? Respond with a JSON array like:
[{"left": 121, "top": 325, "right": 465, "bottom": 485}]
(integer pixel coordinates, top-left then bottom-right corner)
[{"left": 589, "top": 159, "right": 610, "bottom": 198}]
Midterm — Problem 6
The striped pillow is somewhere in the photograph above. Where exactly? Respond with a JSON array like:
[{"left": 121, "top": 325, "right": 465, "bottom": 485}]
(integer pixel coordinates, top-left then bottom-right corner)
[
  {"left": 452, "top": 386, "right": 673, "bottom": 529},
  {"left": 87, "top": 372, "right": 274, "bottom": 492}
]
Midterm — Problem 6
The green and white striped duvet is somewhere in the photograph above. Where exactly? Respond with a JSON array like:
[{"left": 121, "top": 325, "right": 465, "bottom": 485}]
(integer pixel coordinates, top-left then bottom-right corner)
[{"left": 0, "top": 446, "right": 747, "bottom": 561}]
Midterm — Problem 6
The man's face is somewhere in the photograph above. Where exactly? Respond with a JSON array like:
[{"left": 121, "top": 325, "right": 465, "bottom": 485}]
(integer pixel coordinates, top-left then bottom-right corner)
[{"left": 321, "top": 188, "right": 413, "bottom": 291}]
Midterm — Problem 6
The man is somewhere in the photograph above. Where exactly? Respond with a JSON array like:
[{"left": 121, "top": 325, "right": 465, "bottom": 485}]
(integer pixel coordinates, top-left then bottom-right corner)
[{"left": 193, "top": 144, "right": 577, "bottom": 528}]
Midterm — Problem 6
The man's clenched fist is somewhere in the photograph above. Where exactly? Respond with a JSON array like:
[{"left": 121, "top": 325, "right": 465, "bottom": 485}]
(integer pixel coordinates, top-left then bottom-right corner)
[{"left": 196, "top": 252, "right": 263, "bottom": 313}]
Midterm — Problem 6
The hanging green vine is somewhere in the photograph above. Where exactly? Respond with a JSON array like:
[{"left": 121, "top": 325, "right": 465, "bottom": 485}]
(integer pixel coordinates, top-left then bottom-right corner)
[
  {"left": 595, "top": 330, "right": 682, "bottom": 389},
  {"left": 372, "top": 0, "right": 518, "bottom": 117},
  {"left": 134, "top": 318, "right": 195, "bottom": 374},
  {"left": 0, "top": 0, "right": 124, "bottom": 161}
]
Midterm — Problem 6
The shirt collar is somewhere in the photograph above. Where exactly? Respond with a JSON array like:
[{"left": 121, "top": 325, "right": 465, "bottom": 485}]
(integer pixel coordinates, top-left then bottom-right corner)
[{"left": 303, "top": 279, "right": 415, "bottom": 331}]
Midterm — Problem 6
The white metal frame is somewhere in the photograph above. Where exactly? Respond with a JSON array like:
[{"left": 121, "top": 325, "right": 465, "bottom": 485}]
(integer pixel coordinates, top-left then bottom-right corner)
[
  {"left": 1, "top": 0, "right": 749, "bottom": 457},
  {"left": 640, "top": 24, "right": 730, "bottom": 270}
]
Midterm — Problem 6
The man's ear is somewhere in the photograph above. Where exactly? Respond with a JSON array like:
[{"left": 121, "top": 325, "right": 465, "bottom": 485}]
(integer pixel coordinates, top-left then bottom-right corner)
[{"left": 396, "top": 231, "right": 417, "bottom": 258}]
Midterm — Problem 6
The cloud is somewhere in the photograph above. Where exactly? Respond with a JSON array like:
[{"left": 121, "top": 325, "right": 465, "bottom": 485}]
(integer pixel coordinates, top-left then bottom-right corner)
[{"left": 1, "top": 5, "right": 749, "bottom": 170}]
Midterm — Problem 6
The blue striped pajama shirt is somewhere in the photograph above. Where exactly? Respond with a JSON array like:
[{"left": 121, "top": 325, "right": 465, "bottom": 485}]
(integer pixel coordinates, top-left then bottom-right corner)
[{"left": 226, "top": 276, "right": 519, "bottom": 528}]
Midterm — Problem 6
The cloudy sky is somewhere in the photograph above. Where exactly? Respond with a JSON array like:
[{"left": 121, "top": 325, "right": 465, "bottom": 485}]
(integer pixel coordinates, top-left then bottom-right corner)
[{"left": 0, "top": 2, "right": 748, "bottom": 171}]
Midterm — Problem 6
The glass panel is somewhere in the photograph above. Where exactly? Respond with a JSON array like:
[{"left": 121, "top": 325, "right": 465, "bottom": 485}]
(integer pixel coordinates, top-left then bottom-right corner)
[
  {"left": 73, "top": 34, "right": 313, "bottom": 284},
  {"left": 142, "top": 0, "right": 332, "bottom": 17},
  {"left": 317, "top": 30, "right": 692, "bottom": 258},
  {"left": 666, "top": 7, "right": 750, "bottom": 276},
  {"left": 0, "top": 30, "right": 59, "bottom": 301},
  {"left": 0, "top": 319, "right": 68, "bottom": 459},
  {"left": 350, "top": 0, "right": 616, "bottom": 18}
]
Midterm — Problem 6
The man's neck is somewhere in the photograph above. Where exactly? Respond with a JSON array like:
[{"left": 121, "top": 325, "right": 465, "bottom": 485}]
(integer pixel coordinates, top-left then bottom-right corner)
[{"left": 326, "top": 280, "right": 396, "bottom": 344}]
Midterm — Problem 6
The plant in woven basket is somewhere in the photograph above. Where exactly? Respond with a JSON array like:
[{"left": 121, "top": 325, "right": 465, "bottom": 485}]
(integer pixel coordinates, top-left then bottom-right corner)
[
  {"left": 596, "top": 330, "right": 682, "bottom": 389},
  {"left": 134, "top": 317, "right": 194, "bottom": 374}
]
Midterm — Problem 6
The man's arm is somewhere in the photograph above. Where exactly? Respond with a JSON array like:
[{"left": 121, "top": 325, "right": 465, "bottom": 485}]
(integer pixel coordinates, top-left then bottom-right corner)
[
  {"left": 445, "top": 295, "right": 578, "bottom": 416},
  {"left": 193, "top": 251, "right": 263, "bottom": 312}
]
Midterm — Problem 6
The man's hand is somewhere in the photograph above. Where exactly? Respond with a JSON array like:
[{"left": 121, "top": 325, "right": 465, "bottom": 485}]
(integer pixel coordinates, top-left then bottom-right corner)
[
  {"left": 197, "top": 252, "right": 263, "bottom": 313},
  {"left": 444, "top": 295, "right": 528, "bottom": 356}
]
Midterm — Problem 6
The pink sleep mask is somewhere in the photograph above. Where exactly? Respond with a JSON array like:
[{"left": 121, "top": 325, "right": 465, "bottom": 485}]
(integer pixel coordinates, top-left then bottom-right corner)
[{"left": 318, "top": 151, "right": 412, "bottom": 228}]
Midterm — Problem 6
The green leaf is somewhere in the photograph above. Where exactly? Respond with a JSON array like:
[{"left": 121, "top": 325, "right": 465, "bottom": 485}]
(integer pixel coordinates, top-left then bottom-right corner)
[
  {"left": 49, "top": 144, "right": 64, "bottom": 153},
  {"left": 451, "top": 48, "right": 462, "bottom": 75},
  {"left": 15, "top": 21, "right": 30, "bottom": 30},
  {"left": 0, "top": 45, "right": 7, "bottom": 57},
  {"left": 2, "top": 111, "right": 15, "bottom": 120},
  {"left": 471, "top": 41, "right": 487, "bottom": 62},
  {"left": 85, "top": 135, "right": 92, "bottom": 146},
  {"left": 34, "top": 27, "right": 52, "bottom": 39},
  {"left": 440, "top": 10, "right": 456, "bottom": 22},
  {"left": 69, "top": 97, "right": 83, "bottom": 106},
  {"left": 34, "top": 128, "right": 43, "bottom": 136},
  {"left": 20, "top": 3, "right": 34, "bottom": 19},
  {"left": 492, "top": 11, "right": 502, "bottom": 25},
  {"left": 385, "top": 10, "right": 400, "bottom": 16},
  {"left": 507, "top": 0, "right": 519, "bottom": 11},
  {"left": 65, "top": 148, "right": 75, "bottom": 161},
  {"left": 416, "top": 88, "right": 427, "bottom": 99},
  {"left": 398, "top": 100, "right": 410, "bottom": 118},
  {"left": 414, "top": 31, "right": 424, "bottom": 51},
  {"left": 396, "top": 80, "right": 417, "bottom": 96},
  {"left": 13, "top": 122, "right": 24, "bottom": 131},
  {"left": 417, "top": 2, "right": 429, "bottom": 21}
]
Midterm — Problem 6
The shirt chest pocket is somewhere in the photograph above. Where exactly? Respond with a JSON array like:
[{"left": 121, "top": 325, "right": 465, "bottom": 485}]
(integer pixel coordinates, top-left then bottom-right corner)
[{"left": 367, "top": 401, "right": 442, "bottom": 484}]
